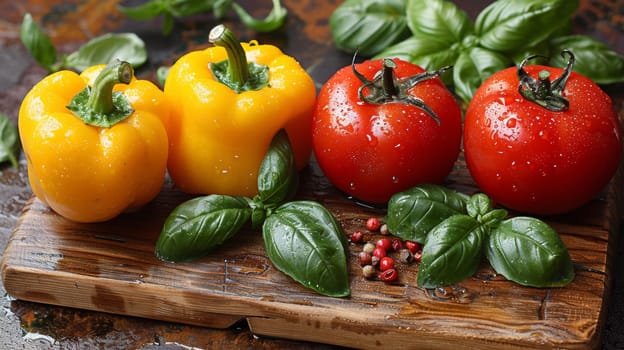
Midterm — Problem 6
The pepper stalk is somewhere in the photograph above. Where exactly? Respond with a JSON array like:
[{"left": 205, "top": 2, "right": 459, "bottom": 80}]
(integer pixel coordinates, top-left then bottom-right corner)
[
  {"left": 208, "top": 24, "right": 269, "bottom": 93},
  {"left": 66, "top": 60, "right": 134, "bottom": 128}
]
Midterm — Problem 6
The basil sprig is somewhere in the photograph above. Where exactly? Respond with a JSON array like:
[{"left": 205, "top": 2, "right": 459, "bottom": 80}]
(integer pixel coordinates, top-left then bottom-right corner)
[
  {"left": 20, "top": 13, "right": 147, "bottom": 73},
  {"left": 387, "top": 185, "right": 575, "bottom": 288},
  {"left": 118, "top": 0, "right": 287, "bottom": 35},
  {"left": 0, "top": 113, "right": 20, "bottom": 168},
  {"left": 329, "top": 0, "right": 624, "bottom": 103},
  {"left": 156, "top": 130, "right": 350, "bottom": 297},
  {"left": 329, "top": 0, "right": 412, "bottom": 57}
]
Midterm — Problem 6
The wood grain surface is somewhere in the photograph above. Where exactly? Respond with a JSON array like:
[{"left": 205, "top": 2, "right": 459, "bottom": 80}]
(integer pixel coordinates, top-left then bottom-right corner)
[{"left": 2, "top": 153, "right": 620, "bottom": 350}]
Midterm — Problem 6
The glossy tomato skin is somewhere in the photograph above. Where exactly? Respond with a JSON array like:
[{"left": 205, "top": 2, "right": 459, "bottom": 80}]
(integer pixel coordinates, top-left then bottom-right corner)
[
  {"left": 312, "top": 58, "right": 462, "bottom": 204},
  {"left": 464, "top": 65, "right": 622, "bottom": 215}
]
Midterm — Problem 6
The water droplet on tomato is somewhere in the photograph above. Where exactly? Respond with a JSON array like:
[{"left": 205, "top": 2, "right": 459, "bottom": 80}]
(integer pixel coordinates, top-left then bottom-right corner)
[
  {"left": 505, "top": 118, "right": 517, "bottom": 128},
  {"left": 391, "top": 176, "right": 399, "bottom": 184},
  {"left": 349, "top": 182, "right": 356, "bottom": 190},
  {"left": 511, "top": 184, "right": 518, "bottom": 192},
  {"left": 366, "top": 133, "right": 378, "bottom": 146}
]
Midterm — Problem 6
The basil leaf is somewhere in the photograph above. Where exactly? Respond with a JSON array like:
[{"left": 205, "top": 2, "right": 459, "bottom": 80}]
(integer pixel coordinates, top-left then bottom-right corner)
[
  {"left": 466, "top": 193, "right": 493, "bottom": 218},
  {"left": 168, "top": 0, "right": 216, "bottom": 18},
  {"left": 406, "top": 0, "right": 473, "bottom": 46},
  {"left": 263, "top": 201, "right": 350, "bottom": 297},
  {"left": 213, "top": 0, "right": 233, "bottom": 19},
  {"left": 117, "top": 0, "right": 166, "bottom": 20},
  {"left": 20, "top": 13, "right": 57, "bottom": 72},
  {"left": 376, "top": 36, "right": 459, "bottom": 85},
  {"left": 549, "top": 35, "right": 624, "bottom": 84},
  {"left": 417, "top": 215, "right": 485, "bottom": 288},
  {"left": 64, "top": 33, "right": 147, "bottom": 72},
  {"left": 486, "top": 216, "right": 575, "bottom": 287},
  {"left": 330, "top": 0, "right": 411, "bottom": 57},
  {"left": 232, "top": 0, "right": 287, "bottom": 33},
  {"left": 453, "top": 47, "right": 512, "bottom": 103},
  {"left": 155, "top": 195, "right": 252, "bottom": 262},
  {"left": 0, "top": 113, "right": 20, "bottom": 168},
  {"left": 257, "top": 129, "right": 299, "bottom": 207},
  {"left": 475, "top": 0, "right": 578, "bottom": 53},
  {"left": 386, "top": 184, "right": 469, "bottom": 243},
  {"left": 156, "top": 65, "right": 170, "bottom": 87}
]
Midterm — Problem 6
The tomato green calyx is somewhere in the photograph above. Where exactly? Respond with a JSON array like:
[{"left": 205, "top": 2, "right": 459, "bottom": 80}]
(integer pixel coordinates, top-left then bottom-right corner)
[
  {"left": 518, "top": 50, "right": 575, "bottom": 112},
  {"left": 66, "top": 60, "right": 134, "bottom": 128},
  {"left": 208, "top": 24, "right": 269, "bottom": 93},
  {"left": 351, "top": 54, "right": 450, "bottom": 125}
]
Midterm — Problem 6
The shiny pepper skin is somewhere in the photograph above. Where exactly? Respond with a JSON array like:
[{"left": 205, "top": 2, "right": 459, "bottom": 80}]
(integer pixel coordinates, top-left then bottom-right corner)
[
  {"left": 164, "top": 25, "right": 316, "bottom": 197},
  {"left": 19, "top": 62, "right": 170, "bottom": 223}
]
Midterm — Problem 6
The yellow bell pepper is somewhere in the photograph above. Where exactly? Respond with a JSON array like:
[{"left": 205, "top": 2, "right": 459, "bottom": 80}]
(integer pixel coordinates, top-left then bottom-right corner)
[
  {"left": 19, "top": 61, "right": 170, "bottom": 223},
  {"left": 164, "top": 25, "right": 316, "bottom": 197}
]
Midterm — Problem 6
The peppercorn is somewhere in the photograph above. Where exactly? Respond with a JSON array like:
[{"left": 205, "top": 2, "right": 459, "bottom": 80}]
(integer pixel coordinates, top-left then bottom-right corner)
[
  {"left": 376, "top": 238, "right": 392, "bottom": 251},
  {"left": 399, "top": 249, "right": 413, "bottom": 264},
  {"left": 358, "top": 251, "right": 372, "bottom": 266},
  {"left": 372, "top": 247, "right": 387, "bottom": 259},
  {"left": 380, "top": 223, "right": 390, "bottom": 235},
  {"left": 362, "top": 265, "right": 376, "bottom": 279},
  {"left": 391, "top": 239, "right": 402, "bottom": 252},
  {"left": 366, "top": 217, "right": 381, "bottom": 231},
  {"left": 379, "top": 256, "right": 395, "bottom": 271},
  {"left": 379, "top": 268, "right": 398, "bottom": 283},
  {"left": 363, "top": 242, "right": 375, "bottom": 254},
  {"left": 405, "top": 240, "right": 421, "bottom": 254},
  {"left": 350, "top": 230, "right": 364, "bottom": 243}
]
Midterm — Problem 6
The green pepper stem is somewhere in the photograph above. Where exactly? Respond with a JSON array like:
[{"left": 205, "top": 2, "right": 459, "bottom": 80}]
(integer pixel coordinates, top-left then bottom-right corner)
[
  {"left": 87, "top": 60, "right": 133, "bottom": 114},
  {"left": 209, "top": 24, "right": 249, "bottom": 87}
]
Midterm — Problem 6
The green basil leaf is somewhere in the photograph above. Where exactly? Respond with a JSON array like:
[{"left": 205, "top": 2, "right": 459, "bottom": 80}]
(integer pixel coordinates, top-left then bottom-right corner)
[
  {"left": 406, "top": 0, "right": 473, "bottom": 46},
  {"left": 548, "top": 35, "right": 624, "bottom": 84},
  {"left": 475, "top": 0, "right": 578, "bottom": 53},
  {"left": 64, "top": 33, "right": 147, "bottom": 72},
  {"left": 466, "top": 193, "right": 493, "bottom": 218},
  {"left": 263, "top": 201, "right": 350, "bottom": 297},
  {"left": 257, "top": 129, "right": 299, "bottom": 207},
  {"left": 168, "top": 0, "right": 216, "bottom": 17},
  {"left": 376, "top": 36, "right": 459, "bottom": 85},
  {"left": 0, "top": 113, "right": 20, "bottom": 168},
  {"left": 330, "top": 0, "right": 411, "bottom": 57},
  {"left": 453, "top": 47, "right": 512, "bottom": 103},
  {"left": 117, "top": 0, "right": 166, "bottom": 20},
  {"left": 155, "top": 195, "right": 252, "bottom": 262},
  {"left": 486, "top": 216, "right": 575, "bottom": 287},
  {"left": 20, "top": 13, "right": 57, "bottom": 72},
  {"left": 417, "top": 215, "right": 485, "bottom": 288},
  {"left": 156, "top": 65, "right": 170, "bottom": 88},
  {"left": 232, "top": 0, "right": 287, "bottom": 33},
  {"left": 213, "top": 0, "right": 233, "bottom": 19},
  {"left": 386, "top": 184, "right": 469, "bottom": 243}
]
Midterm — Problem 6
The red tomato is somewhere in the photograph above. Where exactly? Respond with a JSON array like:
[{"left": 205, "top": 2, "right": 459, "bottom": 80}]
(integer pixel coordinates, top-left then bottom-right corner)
[
  {"left": 463, "top": 51, "right": 622, "bottom": 215},
  {"left": 312, "top": 58, "right": 462, "bottom": 204}
]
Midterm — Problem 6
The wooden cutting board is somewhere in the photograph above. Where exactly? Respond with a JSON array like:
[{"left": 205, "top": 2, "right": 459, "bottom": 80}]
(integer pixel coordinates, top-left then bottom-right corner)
[{"left": 1, "top": 156, "right": 621, "bottom": 350}]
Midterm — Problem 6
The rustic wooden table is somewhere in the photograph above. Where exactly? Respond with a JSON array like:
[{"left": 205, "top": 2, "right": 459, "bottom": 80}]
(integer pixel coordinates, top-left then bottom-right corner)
[{"left": 0, "top": 0, "right": 623, "bottom": 349}]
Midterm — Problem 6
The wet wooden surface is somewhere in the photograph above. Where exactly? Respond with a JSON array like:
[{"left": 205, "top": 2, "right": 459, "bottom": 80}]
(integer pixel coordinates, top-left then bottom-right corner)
[{"left": 1, "top": 0, "right": 623, "bottom": 349}]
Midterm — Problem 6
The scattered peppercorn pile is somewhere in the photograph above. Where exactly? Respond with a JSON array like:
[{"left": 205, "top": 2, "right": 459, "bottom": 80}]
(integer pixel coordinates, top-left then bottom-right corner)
[{"left": 350, "top": 217, "right": 423, "bottom": 283}]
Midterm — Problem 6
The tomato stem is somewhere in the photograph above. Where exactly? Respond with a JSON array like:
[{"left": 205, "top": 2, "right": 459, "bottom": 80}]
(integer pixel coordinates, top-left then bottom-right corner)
[
  {"left": 517, "top": 50, "right": 575, "bottom": 112},
  {"left": 381, "top": 59, "right": 398, "bottom": 98},
  {"left": 351, "top": 53, "right": 450, "bottom": 125}
]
